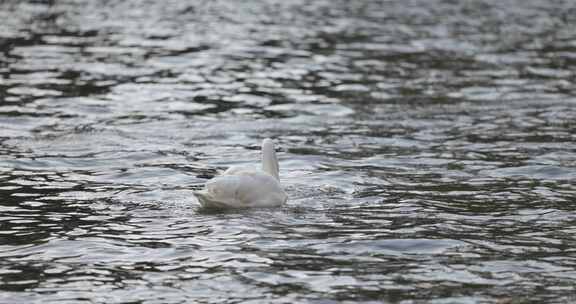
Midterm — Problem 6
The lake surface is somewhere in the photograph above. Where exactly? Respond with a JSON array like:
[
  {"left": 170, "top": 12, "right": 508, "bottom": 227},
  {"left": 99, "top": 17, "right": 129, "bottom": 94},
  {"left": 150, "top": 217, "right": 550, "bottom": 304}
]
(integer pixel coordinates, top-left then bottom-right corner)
[{"left": 1, "top": 0, "right": 576, "bottom": 303}]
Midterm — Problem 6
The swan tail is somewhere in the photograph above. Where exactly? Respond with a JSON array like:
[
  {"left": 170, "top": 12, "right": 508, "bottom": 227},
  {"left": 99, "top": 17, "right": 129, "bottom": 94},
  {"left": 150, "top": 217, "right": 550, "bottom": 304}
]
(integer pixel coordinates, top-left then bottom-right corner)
[{"left": 194, "top": 190, "right": 232, "bottom": 209}]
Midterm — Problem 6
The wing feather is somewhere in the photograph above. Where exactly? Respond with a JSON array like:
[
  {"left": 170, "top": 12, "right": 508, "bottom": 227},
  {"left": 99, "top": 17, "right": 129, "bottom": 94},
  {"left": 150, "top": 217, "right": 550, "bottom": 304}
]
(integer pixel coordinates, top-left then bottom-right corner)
[{"left": 195, "top": 169, "right": 286, "bottom": 209}]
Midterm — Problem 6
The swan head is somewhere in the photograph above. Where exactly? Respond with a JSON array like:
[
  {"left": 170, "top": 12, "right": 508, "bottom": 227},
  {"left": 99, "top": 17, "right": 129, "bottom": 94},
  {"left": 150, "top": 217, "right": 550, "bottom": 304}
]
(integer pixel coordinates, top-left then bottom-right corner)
[{"left": 261, "top": 138, "right": 279, "bottom": 181}]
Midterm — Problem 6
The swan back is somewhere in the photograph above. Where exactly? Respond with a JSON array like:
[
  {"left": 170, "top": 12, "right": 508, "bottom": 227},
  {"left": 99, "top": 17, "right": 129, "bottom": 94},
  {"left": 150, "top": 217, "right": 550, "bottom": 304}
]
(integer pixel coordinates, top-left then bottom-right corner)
[{"left": 196, "top": 169, "right": 287, "bottom": 208}]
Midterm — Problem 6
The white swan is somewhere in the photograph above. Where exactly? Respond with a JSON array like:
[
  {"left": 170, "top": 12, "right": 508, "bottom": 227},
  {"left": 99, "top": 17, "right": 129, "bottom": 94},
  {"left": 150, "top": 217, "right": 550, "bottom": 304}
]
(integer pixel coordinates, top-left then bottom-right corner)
[{"left": 194, "top": 138, "right": 288, "bottom": 209}]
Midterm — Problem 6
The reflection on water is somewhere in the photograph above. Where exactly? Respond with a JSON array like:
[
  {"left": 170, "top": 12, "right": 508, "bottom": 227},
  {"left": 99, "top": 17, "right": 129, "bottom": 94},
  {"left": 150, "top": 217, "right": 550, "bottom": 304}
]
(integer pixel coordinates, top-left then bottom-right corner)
[{"left": 1, "top": 0, "right": 576, "bottom": 303}]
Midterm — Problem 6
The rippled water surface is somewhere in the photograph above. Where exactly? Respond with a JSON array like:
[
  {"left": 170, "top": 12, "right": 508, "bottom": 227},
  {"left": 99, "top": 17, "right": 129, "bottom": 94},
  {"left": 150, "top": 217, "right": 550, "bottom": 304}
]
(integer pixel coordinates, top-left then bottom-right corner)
[{"left": 1, "top": 0, "right": 576, "bottom": 303}]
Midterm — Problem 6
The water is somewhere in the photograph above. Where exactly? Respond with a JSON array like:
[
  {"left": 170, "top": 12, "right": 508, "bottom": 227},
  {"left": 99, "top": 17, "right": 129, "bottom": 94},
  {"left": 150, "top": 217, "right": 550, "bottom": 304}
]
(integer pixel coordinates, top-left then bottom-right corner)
[{"left": 1, "top": 0, "right": 576, "bottom": 303}]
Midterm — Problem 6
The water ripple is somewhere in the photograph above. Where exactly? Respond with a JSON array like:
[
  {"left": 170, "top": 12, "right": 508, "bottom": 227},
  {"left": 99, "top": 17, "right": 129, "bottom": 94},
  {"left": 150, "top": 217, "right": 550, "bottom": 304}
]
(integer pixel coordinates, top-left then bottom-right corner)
[{"left": 1, "top": 0, "right": 576, "bottom": 303}]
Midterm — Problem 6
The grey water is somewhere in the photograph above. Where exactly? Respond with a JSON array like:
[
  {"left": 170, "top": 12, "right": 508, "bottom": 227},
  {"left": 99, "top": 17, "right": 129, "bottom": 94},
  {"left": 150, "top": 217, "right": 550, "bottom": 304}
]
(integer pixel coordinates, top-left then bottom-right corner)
[{"left": 1, "top": 0, "right": 575, "bottom": 303}]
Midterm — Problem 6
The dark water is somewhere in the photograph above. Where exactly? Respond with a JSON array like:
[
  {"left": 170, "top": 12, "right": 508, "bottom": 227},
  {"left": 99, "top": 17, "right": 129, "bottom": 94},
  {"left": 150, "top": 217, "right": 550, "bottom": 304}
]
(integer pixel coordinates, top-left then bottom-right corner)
[{"left": 1, "top": 0, "right": 576, "bottom": 303}]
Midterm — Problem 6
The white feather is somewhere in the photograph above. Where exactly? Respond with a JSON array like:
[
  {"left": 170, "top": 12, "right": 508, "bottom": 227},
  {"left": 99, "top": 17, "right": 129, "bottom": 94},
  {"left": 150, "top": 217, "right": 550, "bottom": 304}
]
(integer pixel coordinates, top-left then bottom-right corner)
[{"left": 194, "top": 139, "right": 287, "bottom": 209}]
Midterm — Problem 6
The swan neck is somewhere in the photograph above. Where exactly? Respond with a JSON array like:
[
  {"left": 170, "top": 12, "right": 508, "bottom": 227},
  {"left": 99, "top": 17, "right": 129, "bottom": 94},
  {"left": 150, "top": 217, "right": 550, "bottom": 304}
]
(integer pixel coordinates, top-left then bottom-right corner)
[{"left": 262, "top": 139, "right": 279, "bottom": 181}]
